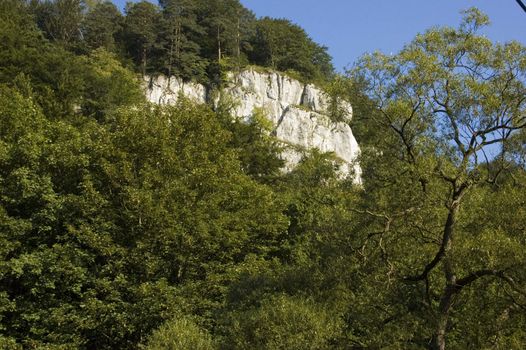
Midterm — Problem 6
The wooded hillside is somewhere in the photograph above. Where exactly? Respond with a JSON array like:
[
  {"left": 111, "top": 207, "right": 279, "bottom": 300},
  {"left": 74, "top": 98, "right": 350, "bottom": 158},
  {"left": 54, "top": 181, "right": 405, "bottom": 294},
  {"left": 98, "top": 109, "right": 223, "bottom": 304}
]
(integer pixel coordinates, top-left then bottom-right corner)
[{"left": 0, "top": 2, "right": 525, "bottom": 349}]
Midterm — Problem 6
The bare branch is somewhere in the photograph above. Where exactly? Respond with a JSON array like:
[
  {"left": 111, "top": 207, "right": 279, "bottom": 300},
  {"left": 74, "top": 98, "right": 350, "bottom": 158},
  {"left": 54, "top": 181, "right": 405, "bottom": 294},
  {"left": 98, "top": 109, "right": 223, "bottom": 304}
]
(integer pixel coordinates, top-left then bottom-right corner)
[
  {"left": 516, "top": 0, "right": 526, "bottom": 13},
  {"left": 431, "top": 81, "right": 467, "bottom": 156}
]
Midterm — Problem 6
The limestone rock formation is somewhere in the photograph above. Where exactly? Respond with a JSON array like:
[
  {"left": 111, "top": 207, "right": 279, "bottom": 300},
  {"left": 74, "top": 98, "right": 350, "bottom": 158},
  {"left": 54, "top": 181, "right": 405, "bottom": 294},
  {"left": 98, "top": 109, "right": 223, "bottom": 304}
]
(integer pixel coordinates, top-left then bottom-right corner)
[
  {"left": 145, "top": 75, "right": 207, "bottom": 105},
  {"left": 144, "top": 68, "right": 361, "bottom": 181}
]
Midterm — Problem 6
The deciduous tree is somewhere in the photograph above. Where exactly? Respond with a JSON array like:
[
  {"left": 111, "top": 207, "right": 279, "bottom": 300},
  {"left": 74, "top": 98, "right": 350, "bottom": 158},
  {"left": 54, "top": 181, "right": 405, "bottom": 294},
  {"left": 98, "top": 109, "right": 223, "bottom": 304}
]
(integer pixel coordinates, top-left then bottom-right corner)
[{"left": 352, "top": 8, "right": 526, "bottom": 349}]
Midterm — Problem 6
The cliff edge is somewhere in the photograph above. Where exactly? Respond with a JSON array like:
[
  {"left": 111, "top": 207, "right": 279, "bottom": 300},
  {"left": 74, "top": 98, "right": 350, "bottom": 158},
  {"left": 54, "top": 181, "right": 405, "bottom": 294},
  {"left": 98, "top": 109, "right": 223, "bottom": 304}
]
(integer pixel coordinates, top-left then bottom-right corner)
[{"left": 144, "top": 68, "right": 361, "bottom": 182}]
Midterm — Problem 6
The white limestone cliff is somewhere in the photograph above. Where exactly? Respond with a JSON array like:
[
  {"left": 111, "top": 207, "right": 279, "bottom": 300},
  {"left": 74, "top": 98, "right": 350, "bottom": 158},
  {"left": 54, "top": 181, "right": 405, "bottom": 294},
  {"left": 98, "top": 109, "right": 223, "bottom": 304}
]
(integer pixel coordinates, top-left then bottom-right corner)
[
  {"left": 144, "top": 68, "right": 361, "bottom": 182},
  {"left": 145, "top": 75, "right": 207, "bottom": 105}
]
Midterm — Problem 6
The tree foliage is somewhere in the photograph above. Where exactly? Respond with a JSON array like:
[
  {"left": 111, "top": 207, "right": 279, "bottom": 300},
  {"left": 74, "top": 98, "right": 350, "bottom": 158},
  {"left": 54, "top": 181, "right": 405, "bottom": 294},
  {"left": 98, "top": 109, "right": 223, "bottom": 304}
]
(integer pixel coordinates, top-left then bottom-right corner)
[
  {"left": 250, "top": 17, "right": 334, "bottom": 82},
  {"left": 350, "top": 8, "right": 526, "bottom": 349},
  {"left": 82, "top": 1, "right": 123, "bottom": 52},
  {"left": 144, "top": 316, "right": 215, "bottom": 350},
  {"left": 1, "top": 2, "right": 526, "bottom": 349},
  {"left": 122, "top": 1, "right": 160, "bottom": 75},
  {"left": 28, "top": 0, "right": 334, "bottom": 84},
  {"left": 32, "top": 0, "right": 85, "bottom": 46}
]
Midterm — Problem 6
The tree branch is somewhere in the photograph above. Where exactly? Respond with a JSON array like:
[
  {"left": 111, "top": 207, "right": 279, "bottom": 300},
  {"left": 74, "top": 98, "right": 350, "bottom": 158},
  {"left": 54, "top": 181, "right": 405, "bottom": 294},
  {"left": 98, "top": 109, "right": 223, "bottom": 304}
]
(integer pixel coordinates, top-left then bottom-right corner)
[
  {"left": 455, "top": 269, "right": 526, "bottom": 297},
  {"left": 405, "top": 189, "right": 467, "bottom": 282},
  {"left": 516, "top": 0, "right": 526, "bottom": 13},
  {"left": 455, "top": 269, "right": 501, "bottom": 289}
]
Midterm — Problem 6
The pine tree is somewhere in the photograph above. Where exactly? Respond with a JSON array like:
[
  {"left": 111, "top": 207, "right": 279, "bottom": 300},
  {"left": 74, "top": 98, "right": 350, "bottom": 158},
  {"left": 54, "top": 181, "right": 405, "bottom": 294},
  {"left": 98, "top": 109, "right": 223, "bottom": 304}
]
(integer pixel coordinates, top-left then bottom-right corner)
[
  {"left": 158, "top": 0, "right": 207, "bottom": 81},
  {"left": 123, "top": 1, "right": 160, "bottom": 76}
]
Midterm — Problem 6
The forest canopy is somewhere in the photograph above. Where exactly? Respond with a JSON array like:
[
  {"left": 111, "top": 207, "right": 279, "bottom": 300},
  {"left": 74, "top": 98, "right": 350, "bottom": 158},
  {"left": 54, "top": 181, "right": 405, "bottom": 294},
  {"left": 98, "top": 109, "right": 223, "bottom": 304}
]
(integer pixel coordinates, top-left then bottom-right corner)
[
  {"left": 25, "top": 0, "right": 335, "bottom": 85},
  {"left": 0, "top": 1, "right": 525, "bottom": 349}
]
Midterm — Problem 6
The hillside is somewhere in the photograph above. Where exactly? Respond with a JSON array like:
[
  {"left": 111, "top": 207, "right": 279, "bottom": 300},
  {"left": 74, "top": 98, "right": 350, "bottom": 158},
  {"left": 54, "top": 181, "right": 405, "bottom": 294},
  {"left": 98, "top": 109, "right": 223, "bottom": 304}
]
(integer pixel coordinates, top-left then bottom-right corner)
[
  {"left": 0, "top": 1, "right": 526, "bottom": 349},
  {"left": 145, "top": 68, "right": 361, "bottom": 180}
]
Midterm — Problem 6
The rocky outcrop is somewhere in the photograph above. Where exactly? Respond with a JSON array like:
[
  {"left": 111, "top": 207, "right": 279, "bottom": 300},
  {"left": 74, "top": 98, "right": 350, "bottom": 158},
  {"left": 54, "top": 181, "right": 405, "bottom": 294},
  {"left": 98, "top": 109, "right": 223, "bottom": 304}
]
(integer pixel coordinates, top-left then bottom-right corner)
[
  {"left": 145, "top": 75, "right": 207, "bottom": 105},
  {"left": 144, "top": 68, "right": 361, "bottom": 182}
]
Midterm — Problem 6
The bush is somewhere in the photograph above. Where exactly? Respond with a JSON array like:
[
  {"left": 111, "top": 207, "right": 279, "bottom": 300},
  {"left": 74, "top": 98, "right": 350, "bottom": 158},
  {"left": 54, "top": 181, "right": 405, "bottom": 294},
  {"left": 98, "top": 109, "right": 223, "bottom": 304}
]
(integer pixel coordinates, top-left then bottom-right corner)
[
  {"left": 221, "top": 294, "right": 342, "bottom": 350},
  {"left": 144, "top": 317, "right": 215, "bottom": 350}
]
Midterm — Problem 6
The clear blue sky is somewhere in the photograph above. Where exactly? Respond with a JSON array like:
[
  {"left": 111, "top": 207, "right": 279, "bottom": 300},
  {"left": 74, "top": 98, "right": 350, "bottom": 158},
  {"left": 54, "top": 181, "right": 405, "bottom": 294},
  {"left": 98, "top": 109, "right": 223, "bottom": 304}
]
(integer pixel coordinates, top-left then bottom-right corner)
[{"left": 114, "top": 0, "right": 526, "bottom": 71}]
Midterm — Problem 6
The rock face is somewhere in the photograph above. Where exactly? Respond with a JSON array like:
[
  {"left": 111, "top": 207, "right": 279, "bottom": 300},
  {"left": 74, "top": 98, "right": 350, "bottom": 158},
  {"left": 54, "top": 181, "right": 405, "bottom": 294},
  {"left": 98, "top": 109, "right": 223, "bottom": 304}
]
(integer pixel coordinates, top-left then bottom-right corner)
[
  {"left": 144, "top": 68, "right": 361, "bottom": 182},
  {"left": 145, "top": 75, "right": 207, "bottom": 105}
]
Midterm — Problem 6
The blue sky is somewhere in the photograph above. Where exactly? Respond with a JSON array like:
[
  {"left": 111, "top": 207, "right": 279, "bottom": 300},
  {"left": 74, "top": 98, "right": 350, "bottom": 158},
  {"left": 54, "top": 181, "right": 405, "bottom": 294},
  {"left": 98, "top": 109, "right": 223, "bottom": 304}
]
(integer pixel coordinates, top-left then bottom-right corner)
[{"left": 114, "top": 0, "right": 526, "bottom": 71}]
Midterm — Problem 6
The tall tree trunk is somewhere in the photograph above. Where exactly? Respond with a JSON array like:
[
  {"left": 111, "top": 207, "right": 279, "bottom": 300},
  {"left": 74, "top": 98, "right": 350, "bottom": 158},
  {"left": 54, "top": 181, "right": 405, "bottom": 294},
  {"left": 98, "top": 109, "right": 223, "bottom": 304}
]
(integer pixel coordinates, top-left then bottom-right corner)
[
  {"left": 168, "top": 26, "right": 175, "bottom": 78},
  {"left": 217, "top": 26, "right": 222, "bottom": 62},
  {"left": 142, "top": 47, "right": 147, "bottom": 76},
  {"left": 431, "top": 195, "right": 462, "bottom": 350},
  {"left": 432, "top": 284, "right": 456, "bottom": 350},
  {"left": 236, "top": 15, "right": 241, "bottom": 71},
  {"left": 175, "top": 20, "right": 181, "bottom": 65}
]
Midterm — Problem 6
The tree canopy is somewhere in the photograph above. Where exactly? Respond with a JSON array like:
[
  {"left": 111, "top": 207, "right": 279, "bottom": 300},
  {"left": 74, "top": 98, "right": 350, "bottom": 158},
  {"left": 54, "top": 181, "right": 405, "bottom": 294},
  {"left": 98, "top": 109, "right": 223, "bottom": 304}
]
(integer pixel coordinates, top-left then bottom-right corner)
[
  {"left": 27, "top": 0, "right": 335, "bottom": 84},
  {"left": 350, "top": 8, "right": 526, "bottom": 349},
  {"left": 0, "top": 2, "right": 525, "bottom": 349}
]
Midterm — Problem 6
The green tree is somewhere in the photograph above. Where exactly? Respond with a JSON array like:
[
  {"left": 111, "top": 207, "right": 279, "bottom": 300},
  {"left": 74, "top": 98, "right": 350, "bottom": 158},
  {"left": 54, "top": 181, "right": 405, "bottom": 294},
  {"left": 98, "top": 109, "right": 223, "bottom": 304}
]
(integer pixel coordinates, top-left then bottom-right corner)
[
  {"left": 81, "top": 48, "right": 145, "bottom": 119},
  {"left": 157, "top": 0, "right": 208, "bottom": 81},
  {"left": 250, "top": 17, "right": 334, "bottom": 82},
  {"left": 0, "top": 1, "right": 86, "bottom": 117},
  {"left": 202, "top": 0, "right": 252, "bottom": 62},
  {"left": 82, "top": 1, "right": 123, "bottom": 52},
  {"left": 352, "top": 8, "right": 526, "bottom": 349},
  {"left": 221, "top": 294, "right": 342, "bottom": 350},
  {"left": 104, "top": 100, "right": 288, "bottom": 287},
  {"left": 216, "top": 153, "right": 360, "bottom": 348},
  {"left": 144, "top": 316, "right": 215, "bottom": 350},
  {"left": 123, "top": 1, "right": 160, "bottom": 75},
  {"left": 0, "top": 88, "right": 290, "bottom": 348},
  {"left": 215, "top": 107, "right": 284, "bottom": 183},
  {"left": 32, "top": 0, "right": 85, "bottom": 46},
  {"left": 198, "top": 0, "right": 257, "bottom": 85},
  {"left": 0, "top": 84, "right": 111, "bottom": 348}
]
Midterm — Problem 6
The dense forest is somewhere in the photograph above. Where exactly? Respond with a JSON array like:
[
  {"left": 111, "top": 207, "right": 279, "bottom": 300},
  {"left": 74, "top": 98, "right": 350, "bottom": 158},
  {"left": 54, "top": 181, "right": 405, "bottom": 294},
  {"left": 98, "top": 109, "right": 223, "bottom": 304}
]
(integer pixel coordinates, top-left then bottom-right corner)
[
  {"left": 1, "top": 0, "right": 526, "bottom": 349},
  {"left": 27, "top": 0, "right": 334, "bottom": 85}
]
